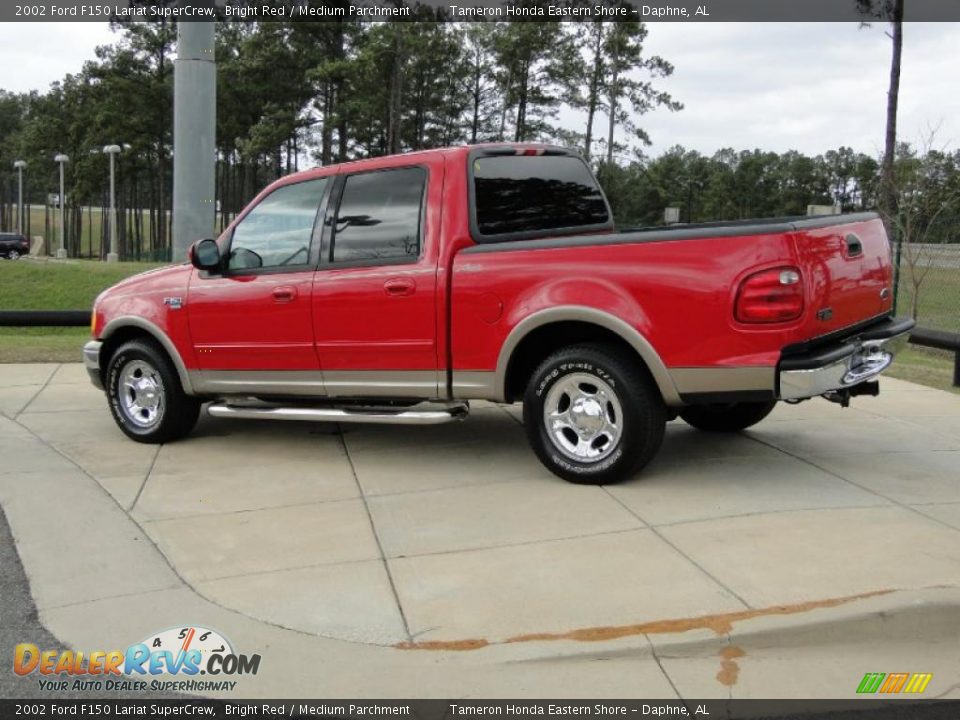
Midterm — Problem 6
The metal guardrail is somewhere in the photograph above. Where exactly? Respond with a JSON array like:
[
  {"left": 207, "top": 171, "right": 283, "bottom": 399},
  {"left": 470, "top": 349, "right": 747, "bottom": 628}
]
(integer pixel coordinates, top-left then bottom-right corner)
[
  {"left": 1, "top": 310, "right": 957, "bottom": 388},
  {"left": 0, "top": 310, "right": 89, "bottom": 327},
  {"left": 909, "top": 326, "right": 960, "bottom": 387}
]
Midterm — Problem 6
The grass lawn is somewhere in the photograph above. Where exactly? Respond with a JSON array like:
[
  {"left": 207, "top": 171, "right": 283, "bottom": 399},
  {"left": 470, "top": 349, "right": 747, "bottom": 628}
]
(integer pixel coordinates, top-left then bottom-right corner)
[
  {"left": 0, "top": 259, "right": 164, "bottom": 363},
  {"left": 887, "top": 345, "right": 959, "bottom": 395},
  {"left": 22, "top": 205, "right": 169, "bottom": 259},
  {"left": 1, "top": 255, "right": 958, "bottom": 396}
]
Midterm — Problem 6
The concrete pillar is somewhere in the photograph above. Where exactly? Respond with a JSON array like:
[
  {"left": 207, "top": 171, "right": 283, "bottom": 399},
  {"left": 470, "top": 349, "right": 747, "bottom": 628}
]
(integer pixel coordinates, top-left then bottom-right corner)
[{"left": 172, "top": 16, "right": 216, "bottom": 262}]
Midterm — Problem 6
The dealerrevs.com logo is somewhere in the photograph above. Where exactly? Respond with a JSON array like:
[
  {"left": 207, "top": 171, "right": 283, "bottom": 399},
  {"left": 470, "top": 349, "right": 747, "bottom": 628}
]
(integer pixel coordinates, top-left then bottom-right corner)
[{"left": 14, "top": 625, "right": 261, "bottom": 693}]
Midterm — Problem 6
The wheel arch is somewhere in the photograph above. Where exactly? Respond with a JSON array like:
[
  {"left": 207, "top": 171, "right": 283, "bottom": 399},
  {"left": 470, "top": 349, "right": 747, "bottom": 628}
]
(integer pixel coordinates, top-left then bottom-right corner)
[
  {"left": 99, "top": 317, "right": 195, "bottom": 395},
  {"left": 497, "top": 306, "right": 681, "bottom": 406}
]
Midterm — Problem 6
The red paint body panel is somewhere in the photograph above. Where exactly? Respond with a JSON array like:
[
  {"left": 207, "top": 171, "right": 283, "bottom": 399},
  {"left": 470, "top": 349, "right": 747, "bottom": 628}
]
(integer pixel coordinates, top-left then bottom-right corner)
[
  {"left": 187, "top": 268, "right": 318, "bottom": 370},
  {"left": 93, "top": 264, "right": 198, "bottom": 369},
  {"left": 310, "top": 153, "right": 444, "bottom": 371},
  {"left": 92, "top": 144, "right": 893, "bottom": 402},
  {"left": 791, "top": 219, "right": 893, "bottom": 338},
  {"left": 451, "top": 232, "right": 805, "bottom": 371}
]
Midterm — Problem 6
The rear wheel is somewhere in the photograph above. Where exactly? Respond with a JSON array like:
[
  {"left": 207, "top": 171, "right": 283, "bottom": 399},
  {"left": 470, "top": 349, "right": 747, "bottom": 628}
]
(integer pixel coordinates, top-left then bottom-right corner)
[
  {"left": 7, "top": 250, "right": 20, "bottom": 260},
  {"left": 523, "top": 344, "right": 666, "bottom": 485},
  {"left": 105, "top": 339, "right": 200, "bottom": 443},
  {"left": 679, "top": 401, "right": 777, "bottom": 432}
]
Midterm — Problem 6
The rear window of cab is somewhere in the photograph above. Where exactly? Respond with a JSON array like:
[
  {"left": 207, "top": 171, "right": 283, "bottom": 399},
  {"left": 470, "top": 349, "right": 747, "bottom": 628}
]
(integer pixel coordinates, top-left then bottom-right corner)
[{"left": 471, "top": 154, "right": 610, "bottom": 242}]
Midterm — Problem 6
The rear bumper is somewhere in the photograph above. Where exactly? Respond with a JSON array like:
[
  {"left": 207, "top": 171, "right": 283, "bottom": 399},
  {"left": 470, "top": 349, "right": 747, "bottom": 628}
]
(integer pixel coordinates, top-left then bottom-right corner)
[
  {"left": 778, "top": 316, "right": 915, "bottom": 401},
  {"left": 83, "top": 340, "right": 104, "bottom": 390}
]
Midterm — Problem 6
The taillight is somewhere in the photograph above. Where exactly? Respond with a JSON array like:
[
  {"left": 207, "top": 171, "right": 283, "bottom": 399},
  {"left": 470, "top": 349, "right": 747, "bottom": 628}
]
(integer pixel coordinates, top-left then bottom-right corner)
[{"left": 735, "top": 267, "right": 804, "bottom": 323}]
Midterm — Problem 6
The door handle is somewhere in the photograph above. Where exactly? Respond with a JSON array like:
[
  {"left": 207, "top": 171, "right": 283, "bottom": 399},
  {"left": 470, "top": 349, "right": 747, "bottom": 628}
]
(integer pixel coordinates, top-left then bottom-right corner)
[
  {"left": 272, "top": 286, "right": 298, "bottom": 303},
  {"left": 384, "top": 278, "right": 416, "bottom": 297}
]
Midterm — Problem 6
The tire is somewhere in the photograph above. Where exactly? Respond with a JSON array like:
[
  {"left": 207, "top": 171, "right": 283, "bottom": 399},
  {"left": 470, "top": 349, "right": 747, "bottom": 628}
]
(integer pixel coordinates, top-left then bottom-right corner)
[
  {"left": 8, "top": 250, "right": 20, "bottom": 260},
  {"left": 679, "top": 401, "right": 777, "bottom": 433},
  {"left": 105, "top": 339, "right": 200, "bottom": 443},
  {"left": 523, "top": 343, "right": 667, "bottom": 485}
]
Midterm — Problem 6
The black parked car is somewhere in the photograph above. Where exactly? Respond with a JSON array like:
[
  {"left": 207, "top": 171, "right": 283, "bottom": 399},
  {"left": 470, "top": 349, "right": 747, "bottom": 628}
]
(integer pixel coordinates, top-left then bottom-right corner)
[{"left": 0, "top": 232, "right": 29, "bottom": 260}]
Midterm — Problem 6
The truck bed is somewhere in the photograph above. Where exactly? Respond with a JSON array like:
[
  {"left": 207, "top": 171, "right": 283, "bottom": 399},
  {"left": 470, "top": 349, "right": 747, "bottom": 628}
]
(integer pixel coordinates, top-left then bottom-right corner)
[{"left": 451, "top": 211, "right": 894, "bottom": 402}]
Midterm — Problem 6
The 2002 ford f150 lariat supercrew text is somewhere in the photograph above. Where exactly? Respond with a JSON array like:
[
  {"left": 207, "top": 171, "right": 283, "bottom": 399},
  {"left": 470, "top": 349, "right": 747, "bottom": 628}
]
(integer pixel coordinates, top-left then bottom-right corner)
[{"left": 84, "top": 144, "right": 914, "bottom": 483}]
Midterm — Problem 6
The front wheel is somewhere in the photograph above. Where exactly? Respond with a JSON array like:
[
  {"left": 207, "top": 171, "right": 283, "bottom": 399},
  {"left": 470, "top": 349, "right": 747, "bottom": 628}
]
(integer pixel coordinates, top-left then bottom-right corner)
[
  {"left": 523, "top": 344, "right": 667, "bottom": 485},
  {"left": 679, "top": 401, "right": 777, "bottom": 433},
  {"left": 106, "top": 339, "right": 200, "bottom": 443}
]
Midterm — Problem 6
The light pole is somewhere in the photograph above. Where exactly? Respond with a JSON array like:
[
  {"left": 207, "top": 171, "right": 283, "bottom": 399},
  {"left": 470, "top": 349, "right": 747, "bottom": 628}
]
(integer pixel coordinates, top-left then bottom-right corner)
[
  {"left": 54, "top": 153, "right": 69, "bottom": 259},
  {"left": 103, "top": 145, "right": 121, "bottom": 262},
  {"left": 173, "top": 18, "right": 216, "bottom": 261},
  {"left": 13, "top": 160, "right": 26, "bottom": 236}
]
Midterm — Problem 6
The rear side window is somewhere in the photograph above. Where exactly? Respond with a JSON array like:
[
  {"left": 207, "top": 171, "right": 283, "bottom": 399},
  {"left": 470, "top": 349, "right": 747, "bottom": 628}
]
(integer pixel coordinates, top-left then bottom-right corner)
[
  {"left": 332, "top": 167, "right": 426, "bottom": 264},
  {"left": 472, "top": 155, "right": 610, "bottom": 239}
]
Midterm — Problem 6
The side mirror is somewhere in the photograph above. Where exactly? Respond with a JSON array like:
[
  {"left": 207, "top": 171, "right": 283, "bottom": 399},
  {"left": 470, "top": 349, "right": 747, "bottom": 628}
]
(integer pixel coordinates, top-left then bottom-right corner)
[{"left": 189, "top": 238, "right": 221, "bottom": 273}]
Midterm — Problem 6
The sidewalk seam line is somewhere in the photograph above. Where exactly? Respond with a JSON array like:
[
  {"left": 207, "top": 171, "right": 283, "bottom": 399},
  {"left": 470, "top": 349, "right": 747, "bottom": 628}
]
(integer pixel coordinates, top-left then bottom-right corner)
[
  {"left": 651, "top": 500, "right": 893, "bottom": 529},
  {"left": 643, "top": 633, "right": 684, "bottom": 701},
  {"left": 39, "top": 583, "right": 185, "bottom": 612},
  {"left": 384, "top": 525, "right": 644, "bottom": 561},
  {"left": 602, "top": 487, "right": 753, "bottom": 610},
  {"left": 182, "top": 526, "right": 646, "bottom": 584},
  {"left": 337, "top": 423, "right": 414, "bottom": 644},
  {"left": 745, "top": 433, "right": 960, "bottom": 535},
  {"left": 129, "top": 444, "right": 163, "bottom": 512},
  {"left": 14, "top": 363, "right": 60, "bottom": 419},
  {"left": 135, "top": 490, "right": 362, "bottom": 523}
]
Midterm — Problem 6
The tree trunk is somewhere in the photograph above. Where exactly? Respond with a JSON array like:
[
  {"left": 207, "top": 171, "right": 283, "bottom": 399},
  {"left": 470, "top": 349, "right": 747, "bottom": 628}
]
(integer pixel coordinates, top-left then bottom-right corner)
[
  {"left": 514, "top": 59, "right": 529, "bottom": 142},
  {"left": 498, "top": 67, "right": 512, "bottom": 142},
  {"left": 584, "top": 24, "right": 604, "bottom": 161},
  {"left": 335, "top": 23, "right": 349, "bottom": 162},
  {"left": 606, "top": 63, "right": 619, "bottom": 166},
  {"left": 321, "top": 86, "right": 333, "bottom": 165},
  {"left": 470, "top": 46, "right": 482, "bottom": 144},
  {"left": 881, "top": 0, "right": 904, "bottom": 225},
  {"left": 387, "top": 23, "right": 404, "bottom": 155}
]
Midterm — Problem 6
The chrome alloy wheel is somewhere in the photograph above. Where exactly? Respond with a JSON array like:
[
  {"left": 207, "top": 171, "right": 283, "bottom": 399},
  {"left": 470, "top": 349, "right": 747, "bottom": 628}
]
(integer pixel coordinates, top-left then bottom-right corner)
[
  {"left": 8, "top": 250, "right": 20, "bottom": 260},
  {"left": 542, "top": 372, "right": 624, "bottom": 462},
  {"left": 118, "top": 359, "right": 165, "bottom": 429}
]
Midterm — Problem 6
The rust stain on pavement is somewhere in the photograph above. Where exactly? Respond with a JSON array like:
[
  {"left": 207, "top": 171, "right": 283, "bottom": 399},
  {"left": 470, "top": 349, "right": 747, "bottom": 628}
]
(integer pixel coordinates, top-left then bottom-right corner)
[
  {"left": 395, "top": 588, "right": 893, "bottom": 651},
  {"left": 716, "top": 645, "right": 746, "bottom": 687},
  {"left": 395, "top": 638, "right": 490, "bottom": 651}
]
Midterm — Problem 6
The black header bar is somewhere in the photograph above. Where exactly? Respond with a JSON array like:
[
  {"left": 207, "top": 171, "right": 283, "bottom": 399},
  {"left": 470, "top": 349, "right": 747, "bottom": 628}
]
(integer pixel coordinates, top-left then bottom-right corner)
[
  {"left": 5, "top": 0, "right": 960, "bottom": 23},
  {"left": 2, "top": 699, "right": 960, "bottom": 718}
]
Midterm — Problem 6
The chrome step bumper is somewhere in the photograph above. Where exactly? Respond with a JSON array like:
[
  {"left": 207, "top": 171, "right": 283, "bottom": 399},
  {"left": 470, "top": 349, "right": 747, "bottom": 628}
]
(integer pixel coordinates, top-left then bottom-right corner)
[
  {"left": 207, "top": 400, "right": 469, "bottom": 425},
  {"left": 778, "top": 316, "right": 915, "bottom": 401}
]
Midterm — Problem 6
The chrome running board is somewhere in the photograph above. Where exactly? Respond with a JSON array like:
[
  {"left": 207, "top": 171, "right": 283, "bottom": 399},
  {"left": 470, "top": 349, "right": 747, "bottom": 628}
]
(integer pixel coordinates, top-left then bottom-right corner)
[{"left": 207, "top": 400, "right": 469, "bottom": 426}]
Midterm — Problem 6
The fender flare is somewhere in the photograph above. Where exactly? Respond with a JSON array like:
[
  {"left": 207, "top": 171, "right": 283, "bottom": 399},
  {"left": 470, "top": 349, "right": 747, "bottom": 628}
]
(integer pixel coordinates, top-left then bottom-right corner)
[
  {"left": 100, "top": 317, "right": 195, "bottom": 395},
  {"left": 495, "top": 305, "right": 681, "bottom": 406}
]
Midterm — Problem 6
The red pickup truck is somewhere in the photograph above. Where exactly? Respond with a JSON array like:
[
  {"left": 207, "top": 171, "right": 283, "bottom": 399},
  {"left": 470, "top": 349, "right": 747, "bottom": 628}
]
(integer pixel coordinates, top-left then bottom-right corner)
[{"left": 84, "top": 144, "right": 913, "bottom": 484}]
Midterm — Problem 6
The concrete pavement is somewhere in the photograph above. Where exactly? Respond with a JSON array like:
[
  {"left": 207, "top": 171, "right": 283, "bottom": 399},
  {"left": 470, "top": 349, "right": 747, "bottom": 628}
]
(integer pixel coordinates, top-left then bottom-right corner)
[{"left": 1, "top": 363, "right": 959, "bottom": 699}]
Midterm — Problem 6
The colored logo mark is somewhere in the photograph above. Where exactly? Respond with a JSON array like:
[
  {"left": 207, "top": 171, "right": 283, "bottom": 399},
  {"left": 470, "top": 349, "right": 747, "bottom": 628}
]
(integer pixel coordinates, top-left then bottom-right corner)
[{"left": 856, "top": 672, "right": 932, "bottom": 694}]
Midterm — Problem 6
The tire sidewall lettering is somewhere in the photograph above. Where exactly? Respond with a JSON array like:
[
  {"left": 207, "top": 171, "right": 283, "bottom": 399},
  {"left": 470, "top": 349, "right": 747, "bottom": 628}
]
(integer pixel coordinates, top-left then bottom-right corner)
[
  {"left": 550, "top": 445, "right": 624, "bottom": 475},
  {"left": 107, "top": 352, "right": 132, "bottom": 430},
  {"left": 536, "top": 362, "right": 617, "bottom": 399}
]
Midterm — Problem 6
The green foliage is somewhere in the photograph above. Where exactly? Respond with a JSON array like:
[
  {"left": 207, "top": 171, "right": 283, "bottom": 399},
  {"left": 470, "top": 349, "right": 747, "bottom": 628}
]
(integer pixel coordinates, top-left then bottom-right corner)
[{"left": 2, "top": 15, "right": 957, "bottom": 260}]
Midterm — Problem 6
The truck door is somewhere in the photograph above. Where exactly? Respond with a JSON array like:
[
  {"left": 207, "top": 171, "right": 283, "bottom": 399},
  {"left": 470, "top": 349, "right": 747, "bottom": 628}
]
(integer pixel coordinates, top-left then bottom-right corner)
[
  {"left": 311, "top": 162, "right": 441, "bottom": 398},
  {"left": 187, "top": 176, "right": 331, "bottom": 374}
]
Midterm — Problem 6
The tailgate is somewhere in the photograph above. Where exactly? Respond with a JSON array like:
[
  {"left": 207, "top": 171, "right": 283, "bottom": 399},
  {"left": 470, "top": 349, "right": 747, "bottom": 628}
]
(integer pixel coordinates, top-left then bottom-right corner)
[{"left": 792, "top": 214, "right": 894, "bottom": 338}]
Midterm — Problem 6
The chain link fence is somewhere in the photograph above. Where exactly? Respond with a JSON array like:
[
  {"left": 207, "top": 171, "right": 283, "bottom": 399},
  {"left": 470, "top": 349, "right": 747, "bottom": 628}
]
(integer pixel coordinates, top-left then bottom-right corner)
[{"left": 893, "top": 242, "right": 960, "bottom": 334}]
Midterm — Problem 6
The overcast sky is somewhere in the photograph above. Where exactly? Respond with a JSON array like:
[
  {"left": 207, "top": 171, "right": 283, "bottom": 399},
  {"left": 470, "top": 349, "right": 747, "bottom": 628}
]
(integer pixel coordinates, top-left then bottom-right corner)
[{"left": 1, "top": 21, "right": 958, "bottom": 159}]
